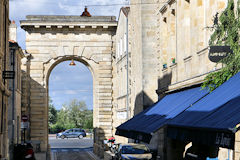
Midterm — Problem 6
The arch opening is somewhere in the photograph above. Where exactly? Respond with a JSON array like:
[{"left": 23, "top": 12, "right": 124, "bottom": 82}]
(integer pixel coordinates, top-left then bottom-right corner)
[{"left": 47, "top": 59, "right": 94, "bottom": 148}]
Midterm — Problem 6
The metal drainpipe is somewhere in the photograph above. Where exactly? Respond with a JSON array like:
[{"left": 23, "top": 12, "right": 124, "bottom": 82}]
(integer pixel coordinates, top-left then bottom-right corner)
[{"left": 126, "top": 14, "right": 129, "bottom": 119}]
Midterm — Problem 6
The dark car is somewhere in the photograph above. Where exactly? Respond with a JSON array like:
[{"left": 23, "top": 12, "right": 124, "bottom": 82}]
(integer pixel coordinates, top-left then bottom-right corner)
[
  {"left": 115, "top": 143, "right": 152, "bottom": 160},
  {"left": 56, "top": 128, "right": 86, "bottom": 139},
  {"left": 14, "top": 143, "right": 36, "bottom": 160}
]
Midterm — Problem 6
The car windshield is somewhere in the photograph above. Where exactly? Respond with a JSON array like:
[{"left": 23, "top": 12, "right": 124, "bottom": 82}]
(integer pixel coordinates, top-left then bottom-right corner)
[{"left": 122, "top": 145, "right": 150, "bottom": 154}]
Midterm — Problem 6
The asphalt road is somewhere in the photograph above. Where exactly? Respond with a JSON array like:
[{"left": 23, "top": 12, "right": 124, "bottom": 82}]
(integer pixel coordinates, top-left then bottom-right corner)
[{"left": 49, "top": 135, "right": 98, "bottom": 160}]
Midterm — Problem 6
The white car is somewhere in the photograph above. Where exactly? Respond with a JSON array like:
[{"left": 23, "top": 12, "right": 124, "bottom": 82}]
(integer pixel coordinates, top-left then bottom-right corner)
[{"left": 115, "top": 143, "right": 152, "bottom": 160}]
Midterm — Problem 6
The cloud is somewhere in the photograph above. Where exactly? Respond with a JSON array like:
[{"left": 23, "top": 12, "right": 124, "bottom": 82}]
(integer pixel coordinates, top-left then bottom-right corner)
[
  {"left": 50, "top": 91, "right": 56, "bottom": 96},
  {"left": 49, "top": 75, "right": 61, "bottom": 82},
  {"left": 49, "top": 89, "right": 92, "bottom": 94},
  {"left": 58, "top": 1, "right": 84, "bottom": 15},
  {"left": 65, "top": 90, "right": 78, "bottom": 95},
  {"left": 16, "top": 27, "right": 26, "bottom": 49},
  {"left": 57, "top": 0, "right": 128, "bottom": 16}
]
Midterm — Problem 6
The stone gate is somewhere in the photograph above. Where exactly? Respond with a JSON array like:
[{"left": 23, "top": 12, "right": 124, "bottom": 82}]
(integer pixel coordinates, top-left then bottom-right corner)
[{"left": 20, "top": 15, "right": 117, "bottom": 159}]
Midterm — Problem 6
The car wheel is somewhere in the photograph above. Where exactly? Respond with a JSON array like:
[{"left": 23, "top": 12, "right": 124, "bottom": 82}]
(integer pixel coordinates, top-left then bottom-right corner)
[
  {"left": 61, "top": 135, "right": 65, "bottom": 139},
  {"left": 78, "top": 135, "right": 83, "bottom": 139}
]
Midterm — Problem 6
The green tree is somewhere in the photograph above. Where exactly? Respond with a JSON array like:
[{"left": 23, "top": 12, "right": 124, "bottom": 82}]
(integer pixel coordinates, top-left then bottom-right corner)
[
  {"left": 202, "top": 0, "right": 240, "bottom": 91},
  {"left": 48, "top": 98, "right": 57, "bottom": 125},
  {"left": 82, "top": 110, "right": 93, "bottom": 129},
  {"left": 49, "top": 99, "right": 93, "bottom": 133},
  {"left": 68, "top": 99, "right": 88, "bottom": 128}
]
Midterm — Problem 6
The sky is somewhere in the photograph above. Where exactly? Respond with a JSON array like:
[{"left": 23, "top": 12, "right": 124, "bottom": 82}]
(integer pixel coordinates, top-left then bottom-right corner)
[
  {"left": 49, "top": 61, "right": 93, "bottom": 110},
  {"left": 9, "top": 0, "right": 128, "bottom": 110}
]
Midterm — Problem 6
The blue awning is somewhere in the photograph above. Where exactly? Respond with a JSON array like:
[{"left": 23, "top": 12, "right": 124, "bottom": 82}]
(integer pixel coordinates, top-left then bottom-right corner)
[
  {"left": 116, "top": 86, "right": 209, "bottom": 143},
  {"left": 167, "top": 72, "right": 240, "bottom": 149}
]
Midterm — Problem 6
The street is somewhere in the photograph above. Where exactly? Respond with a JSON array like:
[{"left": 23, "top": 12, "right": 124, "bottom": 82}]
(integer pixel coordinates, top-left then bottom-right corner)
[{"left": 49, "top": 135, "right": 98, "bottom": 160}]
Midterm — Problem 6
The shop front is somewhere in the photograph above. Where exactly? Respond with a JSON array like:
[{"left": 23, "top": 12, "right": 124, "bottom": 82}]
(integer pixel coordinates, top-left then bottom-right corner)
[
  {"left": 166, "top": 72, "right": 240, "bottom": 159},
  {"left": 116, "top": 72, "right": 240, "bottom": 159}
]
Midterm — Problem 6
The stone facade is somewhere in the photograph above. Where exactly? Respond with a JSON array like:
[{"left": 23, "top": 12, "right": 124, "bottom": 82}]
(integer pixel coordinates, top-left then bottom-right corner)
[
  {"left": 155, "top": 0, "right": 237, "bottom": 159},
  {"left": 156, "top": 0, "right": 227, "bottom": 93},
  {"left": 128, "top": 0, "right": 159, "bottom": 115},
  {"left": 20, "top": 15, "right": 117, "bottom": 159},
  {"left": 112, "top": 7, "right": 130, "bottom": 144},
  {"left": 17, "top": 0, "right": 240, "bottom": 159},
  {"left": 8, "top": 21, "right": 24, "bottom": 159},
  {"left": 113, "top": 0, "right": 240, "bottom": 159},
  {"left": 0, "top": 0, "right": 11, "bottom": 159},
  {"left": 113, "top": 0, "right": 160, "bottom": 144}
]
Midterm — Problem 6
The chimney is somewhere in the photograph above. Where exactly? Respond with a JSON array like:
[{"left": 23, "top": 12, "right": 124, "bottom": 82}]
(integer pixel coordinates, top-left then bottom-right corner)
[
  {"left": 81, "top": 7, "right": 91, "bottom": 17},
  {"left": 9, "top": 20, "right": 17, "bottom": 42}
]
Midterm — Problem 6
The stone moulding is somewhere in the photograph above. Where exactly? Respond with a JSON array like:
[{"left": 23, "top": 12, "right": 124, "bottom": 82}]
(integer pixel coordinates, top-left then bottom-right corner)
[{"left": 20, "top": 15, "right": 118, "bottom": 30}]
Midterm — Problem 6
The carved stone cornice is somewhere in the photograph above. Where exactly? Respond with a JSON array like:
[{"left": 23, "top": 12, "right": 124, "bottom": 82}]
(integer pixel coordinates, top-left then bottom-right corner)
[{"left": 20, "top": 15, "right": 117, "bottom": 31}]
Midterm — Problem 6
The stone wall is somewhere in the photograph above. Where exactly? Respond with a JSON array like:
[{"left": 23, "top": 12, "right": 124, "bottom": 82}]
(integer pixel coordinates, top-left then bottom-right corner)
[
  {"left": 112, "top": 7, "right": 130, "bottom": 144},
  {"left": 154, "top": 0, "right": 239, "bottom": 159},
  {"left": 0, "top": 0, "right": 10, "bottom": 159},
  {"left": 129, "top": 0, "right": 159, "bottom": 116},
  {"left": 156, "top": 0, "right": 228, "bottom": 93},
  {"left": 8, "top": 40, "right": 24, "bottom": 160},
  {"left": 113, "top": 0, "right": 160, "bottom": 145}
]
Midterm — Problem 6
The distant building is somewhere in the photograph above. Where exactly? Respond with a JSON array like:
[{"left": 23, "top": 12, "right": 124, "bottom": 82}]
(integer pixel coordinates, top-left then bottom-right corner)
[{"left": 0, "top": 0, "right": 11, "bottom": 159}]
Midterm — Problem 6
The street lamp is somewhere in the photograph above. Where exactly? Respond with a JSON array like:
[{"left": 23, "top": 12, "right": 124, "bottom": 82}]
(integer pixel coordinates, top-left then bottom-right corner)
[{"left": 69, "top": 59, "right": 76, "bottom": 66}]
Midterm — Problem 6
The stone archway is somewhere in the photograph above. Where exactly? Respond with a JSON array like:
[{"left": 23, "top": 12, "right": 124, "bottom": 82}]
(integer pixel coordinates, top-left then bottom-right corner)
[{"left": 20, "top": 15, "right": 117, "bottom": 159}]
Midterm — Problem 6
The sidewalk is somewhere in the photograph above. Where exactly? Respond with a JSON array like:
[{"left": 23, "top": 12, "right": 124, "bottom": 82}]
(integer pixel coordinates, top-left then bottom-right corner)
[{"left": 88, "top": 151, "right": 102, "bottom": 160}]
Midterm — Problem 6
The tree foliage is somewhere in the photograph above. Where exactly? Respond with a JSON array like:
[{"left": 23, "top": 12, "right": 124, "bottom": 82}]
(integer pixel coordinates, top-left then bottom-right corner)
[
  {"left": 48, "top": 98, "right": 57, "bottom": 125},
  {"left": 49, "top": 99, "right": 93, "bottom": 133},
  {"left": 202, "top": 0, "right": 240, "bottom": 91}
]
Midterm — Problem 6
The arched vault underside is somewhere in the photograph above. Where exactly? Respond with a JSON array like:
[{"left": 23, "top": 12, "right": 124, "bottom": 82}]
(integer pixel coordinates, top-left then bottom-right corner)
[{"left": 20, "top": 15, "right": 117, "bottom": 158}]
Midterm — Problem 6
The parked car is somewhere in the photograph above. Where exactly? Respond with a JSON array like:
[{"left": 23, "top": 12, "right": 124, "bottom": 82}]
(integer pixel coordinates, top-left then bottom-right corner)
[
  {"left": 56, "top": 128, "right": 86, "bottom": 139},
  {"left": 13, "top": 143, "right": 36, "bottom": 160},
  {"left": 114, "top": 143, "right": 152, "bottom": 160}
]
